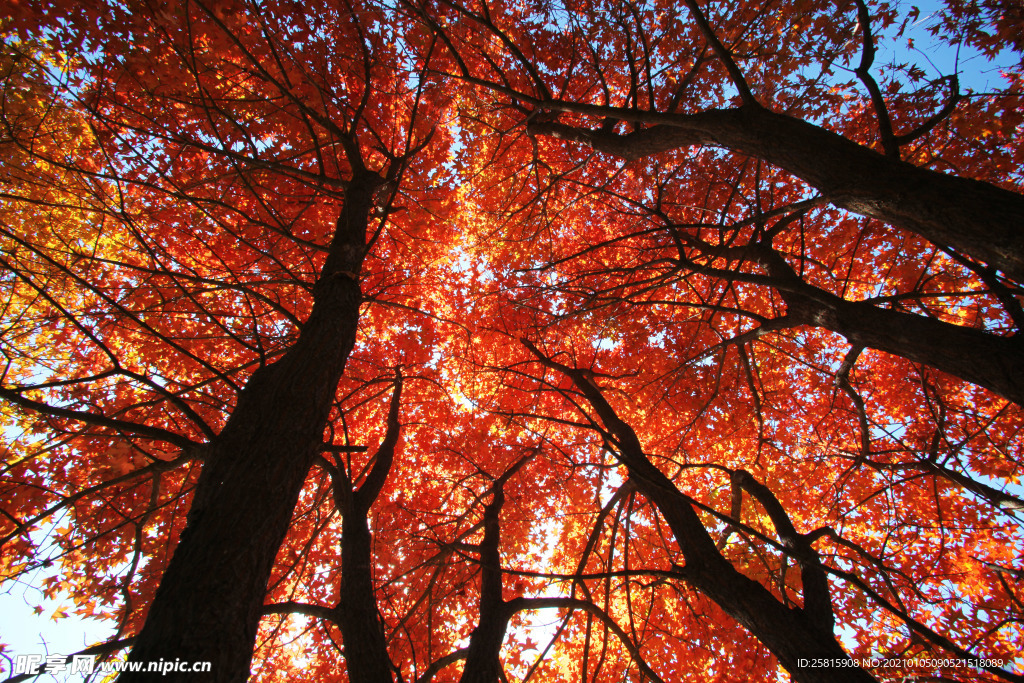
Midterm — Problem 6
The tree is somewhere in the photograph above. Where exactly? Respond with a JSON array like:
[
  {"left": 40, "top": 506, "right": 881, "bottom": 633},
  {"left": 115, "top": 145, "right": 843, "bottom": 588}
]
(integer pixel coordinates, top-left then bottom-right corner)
[
  {"left": 1, "top": 0, "right": 1022, "bottom": 682},
  {"left": 420, "top": 0, "right": 1024, "bottom": 678},
  {"left": 2, "top": 1, "right": 457, "bottom": 678}
]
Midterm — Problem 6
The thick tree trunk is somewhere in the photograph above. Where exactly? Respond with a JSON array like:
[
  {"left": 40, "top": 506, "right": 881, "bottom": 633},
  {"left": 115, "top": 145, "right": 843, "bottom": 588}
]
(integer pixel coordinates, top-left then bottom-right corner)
[
  {"left": 694, "top": 243, "right": 1024, "bottom": 403},
  {"left": 784, "top": 288, "right": 1024, "bottom": 405},
  {"left": 607, "top": 431, "right": 877, "bottom": 683},
  {"left": 529, "top": 104, "right": 1024, "bottom": 282},
  {"left": 121, "top": 172, "right": 382, "bottom": 682},
  {"left": 742, "top": 243, "right": 1024, "bottom": 404},
  {"left": 525, "top": 342, "right": 879, "bottom": 683}
]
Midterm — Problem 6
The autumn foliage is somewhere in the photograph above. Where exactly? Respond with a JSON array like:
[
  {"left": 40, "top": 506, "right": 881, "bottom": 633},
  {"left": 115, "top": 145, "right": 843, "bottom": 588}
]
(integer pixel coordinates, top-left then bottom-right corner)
[{"left": 1, "top": 0, "right": 1022, "bottom": 681}]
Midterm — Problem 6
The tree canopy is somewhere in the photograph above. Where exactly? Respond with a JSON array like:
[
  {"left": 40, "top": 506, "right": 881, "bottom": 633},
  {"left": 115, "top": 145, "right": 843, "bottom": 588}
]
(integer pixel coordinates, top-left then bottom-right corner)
[{"left": 1, "top": 0, "right": 1022, "bottom": 681}]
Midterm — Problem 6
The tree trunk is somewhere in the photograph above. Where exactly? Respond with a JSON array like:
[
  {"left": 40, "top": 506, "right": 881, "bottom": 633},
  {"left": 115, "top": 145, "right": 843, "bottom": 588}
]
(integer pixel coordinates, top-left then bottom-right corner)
[
  {"left": 121, "top": 171, "right": 382, "bottom": 682},
  {"left": 337, "top": 514, "right": 396, "bottom": 683},
  {"left": 609, "top": 433, "right": 878, "bottom": 683},
  {"left": 459, "top": 484, "right": 510, "bottom": 683},
  {"left": 529, "top": 104, "right": 1024, "bottom": 281},
  {"left": 743, "top": 241, "right": 1024, "bottom": 404},
  {"left": 525, "top": 342, "right": 879, "bottom": 683},
  {"left": 784, "top": 288, "right": 1024, "bottom": 405},
  {"left": 694, "top": 242, "right": 1024, "bottom": 403},
  {"left": 335, "top": 375, "right": 403, "bottom": 683}
]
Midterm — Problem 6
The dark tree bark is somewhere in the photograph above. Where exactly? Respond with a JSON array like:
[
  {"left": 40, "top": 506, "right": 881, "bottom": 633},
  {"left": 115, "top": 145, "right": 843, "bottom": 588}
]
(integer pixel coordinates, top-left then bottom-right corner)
[
  {"left": 525, "top": 340, "right": 1024, "bottom": 683},
  {"left": 784, "top": 287, "right": 1024, "bottom": 405},
  {"left": 730, "top": 470, "right": 835, "bottom": 633},
  {"left": 524, "top": 341, "right": 878, "bottom": 683},
  {"left": 458, "top": 479, "right": 510, "bottom": 683},
  {"left": 261, "top": 373, "right": 404, "bottom": 682},
  {"left": 733, "top": 243, "right": 1024, "bottom": 405},
  {"left": 334, "top": 372, "right": 403, "bottom": 683},
  {"left": 666, "top": 237, "right": 1024, "bottom": 403},
  {"left": 458, "top": 456, "right": 532, "bottom": 683},
  {"left": 528, "top": 104, "right": 1024, "bottom": 282},
  {"left": 120, "top": 170, "right": 384, "bottom": 682}
]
